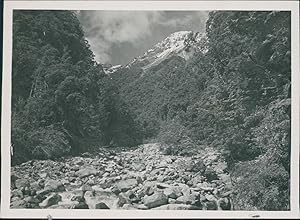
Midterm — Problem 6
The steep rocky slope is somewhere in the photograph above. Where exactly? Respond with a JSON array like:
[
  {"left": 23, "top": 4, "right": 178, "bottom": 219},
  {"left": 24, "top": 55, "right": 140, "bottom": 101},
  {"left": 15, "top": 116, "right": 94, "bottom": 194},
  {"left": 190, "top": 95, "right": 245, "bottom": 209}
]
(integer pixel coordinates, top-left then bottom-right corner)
[{"left": 11, "top": 144, "right": 233, "bottom": 210}]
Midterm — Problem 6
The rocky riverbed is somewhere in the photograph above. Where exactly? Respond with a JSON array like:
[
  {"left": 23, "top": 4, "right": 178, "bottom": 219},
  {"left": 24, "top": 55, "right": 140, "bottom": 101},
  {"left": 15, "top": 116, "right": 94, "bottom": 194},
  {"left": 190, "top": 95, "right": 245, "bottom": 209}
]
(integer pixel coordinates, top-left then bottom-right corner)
[{"left": 10, "top": 143, "right": 234, "bottom": 210}]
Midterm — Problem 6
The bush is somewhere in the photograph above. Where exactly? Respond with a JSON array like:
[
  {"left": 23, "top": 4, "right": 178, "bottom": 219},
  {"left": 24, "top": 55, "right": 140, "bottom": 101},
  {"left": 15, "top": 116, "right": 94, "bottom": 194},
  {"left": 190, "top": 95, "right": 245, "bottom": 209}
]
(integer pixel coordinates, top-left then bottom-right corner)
[
  {"left": 28, "top": 126, "right": 71, "bottom": 160},
  {"left": 157, "top": 119, "right": 196, "bottom": 156},
  {"left": 231, "top": 156, "right": 289, "bottom": 210}
]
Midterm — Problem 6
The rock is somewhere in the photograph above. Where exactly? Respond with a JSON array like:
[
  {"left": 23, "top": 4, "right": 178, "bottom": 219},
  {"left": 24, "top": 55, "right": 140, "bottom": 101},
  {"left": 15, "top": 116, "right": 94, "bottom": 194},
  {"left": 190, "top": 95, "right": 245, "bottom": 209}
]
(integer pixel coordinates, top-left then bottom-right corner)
[
  {"left": 84, "top": 190, "right": 118, "bottom": 209},
  {"left": 218, "top": 173, "right": 232, "bottom": 184},
  {"left": 30, "top": 182, "right": 42, "bottom": 192},
  {"left": 191, "top": 161, "right": 206, "bottom": 173},
  {"left": 156, "top": 182, "right": 171, "bottom": 189},
  {"left": 205, "top": 200, "right": 218, "bottom": 210},
  {"left": 196, "top": 182, "right": 214, "bottom": 191},
  {"left": 73, "top": 202, "right": 89, "bottom": 209},
  {"left": 24, "top": 196, "right": 39, "bottom": 204},
  {"left": 176, "top": 193, "right": 196, "bottom": 205},
  {"left": 44, "top": 180, "right": 65, "bottom": 192},
  {"left": 11, "top": 189, "right": 23, "bottom": 198},
  {"left": 71, "top": 195, "right": 85, "bottom": 203},
  {"left": 48, "top": 203, "right": 77, "bottom": 209},
  {"left": 178, "top": 183, "right": 191, "bottom": 196},
  {"left": 213, "top": 161, "right": 228, "bottom": 174},
  {"left": 82, "top": 184, "right": 93, "bottom": 192},
  {"left": 218, "top": 197, "right": 231, "bottom": 210},
  {"left": 125, "top": 190, "right": 140, "bottom": 203},
  {"left": 153, "top": 204, "right": 201, "bottom": 210},
  {"left": 163, "top": 186, "right": 182, "bottom": 199},
  {"left": 143, "top": 192, "right": 168, "bottom": 208},
  {"left": 204, "top": 167, "right": 218, "bottom": 182},
  {"left": 39, "top": 193, "right": 62, "bottom": 208},
  {"left": 22, "top": 186, "right": 31, "bottom": 196},
  {"left": 10, "top": 199, "right": 26, "bottom": 208},
  {"left": 135, "top": 204, "right": 149, "bottom": 210},
  {"left": 15, "top": 179, "right": 29, "bottom": 189},
  {"left": 122, "top": 204, "right": 137, "bottom": 210},
  {"left": 75, "top": 167, "right": 97, "bottom": 178},
  {"left": 95, "top": 202, "right": 110, "bottom": 209},
  {"left": 113, "top": 178, "right": 138, "bottom": 193},
  {"left": 117, "top": 193, "right": 131, "bottom": 207},
  {"left": 205, "top": 193, "right": 217, "bottom": 202},
  {"left": 219, "top": 190, "right": 233, "bottom": 198},
  {"left": 39, "top": 173, "right": 48, "bottom": 178}
]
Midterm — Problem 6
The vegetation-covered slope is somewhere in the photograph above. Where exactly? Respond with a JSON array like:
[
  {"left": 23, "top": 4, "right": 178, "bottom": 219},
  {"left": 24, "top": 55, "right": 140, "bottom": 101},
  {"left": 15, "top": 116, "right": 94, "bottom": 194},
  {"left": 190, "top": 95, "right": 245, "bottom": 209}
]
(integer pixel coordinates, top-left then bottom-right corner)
[
  {"left": 11, "top": 10, "right": 141, "bottom": 165},
  {"left": 112, "top": 11, "right": 291, "bottom": 210}
]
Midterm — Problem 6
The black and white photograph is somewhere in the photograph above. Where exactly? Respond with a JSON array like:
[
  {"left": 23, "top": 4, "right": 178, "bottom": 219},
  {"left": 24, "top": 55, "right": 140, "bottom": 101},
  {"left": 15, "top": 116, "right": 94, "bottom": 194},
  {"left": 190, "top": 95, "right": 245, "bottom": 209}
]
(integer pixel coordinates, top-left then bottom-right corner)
[{"left": 1, "top": 0, "right": 300, "bottom": 219}]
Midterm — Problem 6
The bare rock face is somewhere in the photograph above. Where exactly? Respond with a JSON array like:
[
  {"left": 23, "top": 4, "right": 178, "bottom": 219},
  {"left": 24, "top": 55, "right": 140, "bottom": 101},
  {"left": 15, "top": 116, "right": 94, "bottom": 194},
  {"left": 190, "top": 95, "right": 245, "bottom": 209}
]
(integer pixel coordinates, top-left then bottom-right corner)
[{"left": 143, "top": 192, "right": 168, "bottom": 208}]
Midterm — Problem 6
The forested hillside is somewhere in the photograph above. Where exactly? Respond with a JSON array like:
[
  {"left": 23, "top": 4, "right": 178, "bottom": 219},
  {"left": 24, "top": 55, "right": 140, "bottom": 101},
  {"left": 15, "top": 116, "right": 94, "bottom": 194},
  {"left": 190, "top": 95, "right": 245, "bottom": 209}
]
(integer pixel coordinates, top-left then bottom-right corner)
[
  {"left": 11, "top": 10, "right": 291, "bottom": 211},
  {"left": 11, "top": 10, "right": 141, "bottom": 165},
  {"left": 112, "top": 11, "right": 291, "bottom": 210}
]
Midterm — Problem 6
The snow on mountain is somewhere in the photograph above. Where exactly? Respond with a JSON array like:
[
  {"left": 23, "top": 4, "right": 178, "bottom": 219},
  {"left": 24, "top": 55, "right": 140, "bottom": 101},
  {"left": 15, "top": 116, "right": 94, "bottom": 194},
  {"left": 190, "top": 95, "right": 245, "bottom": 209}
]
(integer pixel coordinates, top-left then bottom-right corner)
[
  {"left": 103, "top": 64, "right": 122, "bottom": 75},
  {"left": 125, "top": 31, "right": 207, "bottom": 71}
]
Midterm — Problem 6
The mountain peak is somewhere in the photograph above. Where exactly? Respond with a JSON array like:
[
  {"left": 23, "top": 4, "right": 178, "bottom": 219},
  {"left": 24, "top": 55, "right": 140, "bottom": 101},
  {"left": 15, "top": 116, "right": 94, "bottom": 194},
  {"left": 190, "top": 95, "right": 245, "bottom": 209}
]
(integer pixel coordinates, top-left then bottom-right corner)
[{"left": 126, "top": 30, "right": 206, "bottom": 70}]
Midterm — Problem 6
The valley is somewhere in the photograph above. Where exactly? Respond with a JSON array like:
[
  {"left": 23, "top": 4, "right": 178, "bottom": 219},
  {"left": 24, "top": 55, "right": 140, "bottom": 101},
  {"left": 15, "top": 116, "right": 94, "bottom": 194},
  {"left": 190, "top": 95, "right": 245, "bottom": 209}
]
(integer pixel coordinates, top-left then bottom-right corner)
[{"left": 10, "top": 10, "right": 291, "bottom": 211}]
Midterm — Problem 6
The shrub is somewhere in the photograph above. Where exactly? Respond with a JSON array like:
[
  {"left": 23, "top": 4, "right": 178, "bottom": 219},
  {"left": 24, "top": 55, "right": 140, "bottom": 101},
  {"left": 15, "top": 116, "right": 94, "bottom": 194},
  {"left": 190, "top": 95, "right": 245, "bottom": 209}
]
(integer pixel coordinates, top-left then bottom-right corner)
[
  {"left": 28, "top": 126, "right": 71, "bottom": 160},
  {"left": 231, "top": 156, "right": 289, "bottom": 210},
  {"left": 157, "top": 119, "right": 196, "bottom": 156}
]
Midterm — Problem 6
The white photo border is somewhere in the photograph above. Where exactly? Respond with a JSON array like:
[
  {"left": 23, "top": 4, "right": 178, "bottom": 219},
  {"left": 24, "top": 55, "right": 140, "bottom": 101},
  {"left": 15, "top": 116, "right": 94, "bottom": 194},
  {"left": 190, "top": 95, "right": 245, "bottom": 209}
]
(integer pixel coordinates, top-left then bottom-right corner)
[{"left": 1, "top": 1, "right": 299, "bottom": 219}]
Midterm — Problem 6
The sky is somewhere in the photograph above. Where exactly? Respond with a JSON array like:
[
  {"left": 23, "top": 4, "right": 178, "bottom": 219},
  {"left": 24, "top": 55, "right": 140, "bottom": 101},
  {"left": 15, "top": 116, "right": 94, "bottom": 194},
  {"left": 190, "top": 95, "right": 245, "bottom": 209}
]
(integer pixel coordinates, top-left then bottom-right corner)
[{"left": 77, "top": 11, "right": 209, "bottom": 65}]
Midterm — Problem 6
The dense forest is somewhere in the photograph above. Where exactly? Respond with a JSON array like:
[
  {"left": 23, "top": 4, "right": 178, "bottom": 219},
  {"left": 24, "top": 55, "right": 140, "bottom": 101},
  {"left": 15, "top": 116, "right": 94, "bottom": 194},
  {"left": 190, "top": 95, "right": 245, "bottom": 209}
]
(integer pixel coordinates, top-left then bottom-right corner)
[
  {"left": 11, "top": 10, "right": 291, "bottom": 210},
  {"left": 11, "top": 10, "right": 142, "bottom": 164}
]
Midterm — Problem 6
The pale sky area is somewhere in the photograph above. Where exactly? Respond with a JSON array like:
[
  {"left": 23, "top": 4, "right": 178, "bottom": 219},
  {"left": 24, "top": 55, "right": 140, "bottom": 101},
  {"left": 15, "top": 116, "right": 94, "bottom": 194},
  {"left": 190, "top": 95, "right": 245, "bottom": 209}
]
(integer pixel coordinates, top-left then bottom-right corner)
[{"left": 77, "top": 11, "right": 209, "bottom": 65}]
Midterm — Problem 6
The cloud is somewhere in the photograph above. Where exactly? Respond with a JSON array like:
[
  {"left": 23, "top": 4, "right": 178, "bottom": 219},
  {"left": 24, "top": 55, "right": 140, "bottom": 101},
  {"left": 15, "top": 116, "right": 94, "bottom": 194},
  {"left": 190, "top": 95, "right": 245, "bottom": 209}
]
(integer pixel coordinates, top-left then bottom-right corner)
[
  {"left": 78, "top": 11, "right": 163, "bottom": 63},
  {"left": 77, "top": 11, "right": 209, "bottom": 64}
]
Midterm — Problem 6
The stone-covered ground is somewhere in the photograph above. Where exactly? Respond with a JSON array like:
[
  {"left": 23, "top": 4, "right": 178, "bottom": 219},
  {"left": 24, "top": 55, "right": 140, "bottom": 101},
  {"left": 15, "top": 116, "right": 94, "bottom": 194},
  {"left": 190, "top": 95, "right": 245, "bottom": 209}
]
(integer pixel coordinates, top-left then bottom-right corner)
[{"left": 10, "top": 143, "right": 233, "bottom": 210}]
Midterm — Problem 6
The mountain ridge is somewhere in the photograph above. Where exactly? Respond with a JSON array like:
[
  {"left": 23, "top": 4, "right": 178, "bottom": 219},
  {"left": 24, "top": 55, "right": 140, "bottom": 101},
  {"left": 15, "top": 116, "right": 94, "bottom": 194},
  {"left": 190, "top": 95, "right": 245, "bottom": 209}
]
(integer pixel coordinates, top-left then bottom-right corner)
[{"left": 103, "top": 30, "right": 207, "bottom": 75}]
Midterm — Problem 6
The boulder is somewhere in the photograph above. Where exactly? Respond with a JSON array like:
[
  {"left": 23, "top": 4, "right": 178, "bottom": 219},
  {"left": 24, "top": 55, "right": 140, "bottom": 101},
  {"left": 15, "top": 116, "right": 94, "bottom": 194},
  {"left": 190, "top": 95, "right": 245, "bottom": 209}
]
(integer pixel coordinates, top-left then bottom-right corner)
[
  {"left": 218, "top": 197, "right": 231, "bottom": 210},
  {"left": 143, "top": 192, "right": 168, "bottom": 208},
  {"left": 44, "top": 180, "right": 65, "bottom": 192},
  {"left": 204, "top": 167, "right": 218, "bottom": 182},
  {"left": 205, "top": 200, "right": 218, "bottom": 210},
  {"left": 73, "top": 202, "right": 89, "bottom": 209},
  {"left": 191, "top": 161, "right": 206, "bottom": 174},
  {"left": 176, "top": 193, "right": 196, "bottom": 205},
  {"left": 95, "top": 202, "right": 110, "bottom": 209},
  {"left": 113, "top": 178, "right": 138, "bottom": 193},
  {"left": 39, "top": 193, "right": 62, "bottom": 208},
  {"left": 75, "top": 167, "right": 97, "bottom": 178},
  {"left": 205, "top": 193, "right": 217, "bottom": 202},
  {"left": 117, "top": 193, "right": 131, "bottom": 207},
  {"left": 84, "top": 190, "right": 118, "bottom": 209},
  {"left": 11, "top": 189, "right": 23, "bottom": 198},
  {"left": 15, "top": 179, "right": 29, "bottom": 189},
  {"left": 163, "top": 186, "right": 182, "bottom": 199}
]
